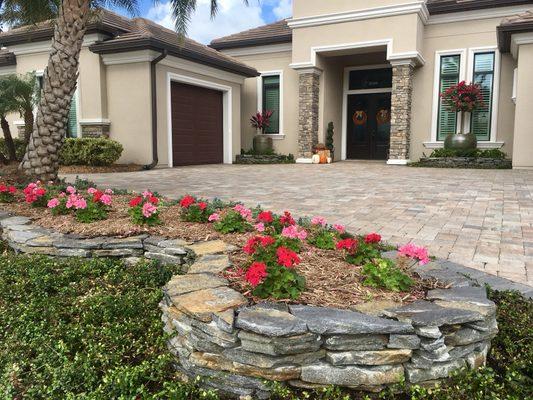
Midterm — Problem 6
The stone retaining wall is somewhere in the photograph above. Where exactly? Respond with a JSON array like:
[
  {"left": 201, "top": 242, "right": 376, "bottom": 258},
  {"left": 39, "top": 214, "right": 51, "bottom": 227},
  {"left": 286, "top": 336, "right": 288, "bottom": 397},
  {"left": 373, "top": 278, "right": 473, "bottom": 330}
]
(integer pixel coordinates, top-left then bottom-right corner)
[
  {"left": 0, "top": 210, "right": 498, "bottom": 399},
  {"left": 416, "top": 157, "right": 512, "bottom": 169}
]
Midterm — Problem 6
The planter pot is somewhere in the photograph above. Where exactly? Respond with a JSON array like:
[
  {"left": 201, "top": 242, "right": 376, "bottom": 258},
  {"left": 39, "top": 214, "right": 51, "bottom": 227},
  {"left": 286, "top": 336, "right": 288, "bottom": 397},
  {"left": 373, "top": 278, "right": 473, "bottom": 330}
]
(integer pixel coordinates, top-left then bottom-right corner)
[
  {"left": 253, "top": 135, "right": 273, "bottom": 155},
  {"left": 444, "top": 133, "right": 478, "bottom": 151}
]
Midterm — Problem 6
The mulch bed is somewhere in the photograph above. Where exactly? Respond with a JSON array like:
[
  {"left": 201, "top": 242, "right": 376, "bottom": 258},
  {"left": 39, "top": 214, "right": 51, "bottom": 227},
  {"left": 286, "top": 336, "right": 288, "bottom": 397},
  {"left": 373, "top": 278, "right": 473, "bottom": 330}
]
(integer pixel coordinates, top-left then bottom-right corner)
[{"left": 59, "top": 164, "right": 143, "bottom": 174}]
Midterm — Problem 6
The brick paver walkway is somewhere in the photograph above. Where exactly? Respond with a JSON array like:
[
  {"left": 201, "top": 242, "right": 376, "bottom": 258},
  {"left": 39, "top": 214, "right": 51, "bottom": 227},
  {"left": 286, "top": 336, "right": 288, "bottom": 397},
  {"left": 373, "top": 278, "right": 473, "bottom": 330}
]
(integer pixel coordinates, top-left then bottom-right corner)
[{"left": 65, "top": 162, "right": 533, "bottom": 287}]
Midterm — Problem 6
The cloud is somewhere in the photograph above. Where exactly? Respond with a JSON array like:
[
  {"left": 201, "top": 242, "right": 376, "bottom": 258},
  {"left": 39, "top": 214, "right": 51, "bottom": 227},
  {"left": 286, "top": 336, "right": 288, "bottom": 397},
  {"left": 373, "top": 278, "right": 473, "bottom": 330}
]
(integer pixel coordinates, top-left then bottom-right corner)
[
  {"left": 146, "top": 0, "right": 268, "bottom": 44},
  {"left": 272, "top": 0, "right": 292, "bottom": 19}
]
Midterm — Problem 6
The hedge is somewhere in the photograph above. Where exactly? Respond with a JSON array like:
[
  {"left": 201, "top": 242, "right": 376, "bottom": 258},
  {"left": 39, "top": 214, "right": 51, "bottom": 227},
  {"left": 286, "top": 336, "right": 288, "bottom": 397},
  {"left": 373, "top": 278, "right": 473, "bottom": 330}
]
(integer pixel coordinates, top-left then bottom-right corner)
[
  {"left": 429, "top": 148, "right": 507, "bottom": 159},
  {"left": 59, "top": 138, "right": 123, "bottom": 166}
]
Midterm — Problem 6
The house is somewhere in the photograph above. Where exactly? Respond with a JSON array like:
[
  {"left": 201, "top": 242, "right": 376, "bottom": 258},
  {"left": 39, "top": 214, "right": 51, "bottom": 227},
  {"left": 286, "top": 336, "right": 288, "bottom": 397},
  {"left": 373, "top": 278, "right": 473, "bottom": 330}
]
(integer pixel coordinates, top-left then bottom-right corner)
[{"left": 1, "top": 1, "right": 533, "bottom": 168}]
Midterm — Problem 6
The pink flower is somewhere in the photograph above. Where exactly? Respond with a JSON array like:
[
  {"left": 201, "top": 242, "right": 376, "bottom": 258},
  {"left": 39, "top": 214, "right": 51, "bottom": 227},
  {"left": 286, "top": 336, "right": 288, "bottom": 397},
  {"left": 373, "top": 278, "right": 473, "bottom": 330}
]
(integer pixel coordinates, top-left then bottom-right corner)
[
  {"left": 333, "top": 224, "right": 346, "bottom": 234},
  {"left": 100, "top": 194, "right": 112, "bottom": 206},
  {"left": 104, "top": 189, "right": 114, "bottom": 195},
  {"left": 234, "top": 204, "right": 252, "bottom": 220},
  {"left": 87, "top": 187, "right": 97, "bottom": 195},
  {"left": 74, "top": 197, "right": 87, "bottom": 210},
  {"left": 311, "top": 216, "right": 327, "bottom": 227},
  {"left": 208, "top": 213, "right": 220, "bottom": 222},
  {"left": 142, "top": 190, "right": 153, "bottom": 198},
  {"left": 398, "top": 243, "right": 430, "bottom": 266},
  {"left": 142, "top": 202, "right": 157, "bottom": 218},
  {"left": 47, "top": 198, "right": 60, "bottom": 209},
  {"left": 281, "top": 225, "right": 307, "bottom": 240},
  {"left": 255, "top": 222, "right": 265, "bottom": 232},
  {"left": 66, "top": 186, "right": 76, "bottom": 194}
]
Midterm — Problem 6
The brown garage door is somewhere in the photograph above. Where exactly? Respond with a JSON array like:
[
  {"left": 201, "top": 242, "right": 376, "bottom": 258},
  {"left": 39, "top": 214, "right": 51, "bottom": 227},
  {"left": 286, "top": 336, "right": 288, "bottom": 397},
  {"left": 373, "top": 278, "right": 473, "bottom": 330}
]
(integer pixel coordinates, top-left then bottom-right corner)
[{"left": 171, "top": 82, "right": 223, "bottom": 166}]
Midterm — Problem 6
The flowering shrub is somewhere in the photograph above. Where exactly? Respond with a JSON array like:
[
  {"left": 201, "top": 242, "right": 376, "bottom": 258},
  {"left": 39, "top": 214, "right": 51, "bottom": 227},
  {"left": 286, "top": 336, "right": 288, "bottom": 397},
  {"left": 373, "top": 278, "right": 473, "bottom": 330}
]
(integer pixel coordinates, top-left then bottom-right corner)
[
  {"left": 398, "top": 243, "right": 430, "bottom": 265},
  {"left": 214, "top": 204, "right": 253, "bottom": 234},
  {"left": 23, "top": 181, "right": 48, "bottom": 207},
  {"left": 129, "top": 191, "right": 160, "bottom": 226},
  {"left": 47, "top": 194, "right": 69, "bottom": 216},
  {"left": 179, "top": 195, "right": 213, "bottom": 223},
  {"left": 0, "top": 184, "right": 16, "bottom": 203},
  {"left": 243, "top": 234, "right": 305, "bottom": 299},
  {"left": 72, "top": 188, "right": 113, "bottom": 223},
  {"left": 441, "top": 81, "right": 484, "bottom": 113},
  {"left": 362, "top": 258, "right": 413, "bottom": 292},
  {"left": 336, "top": 233, "right": 382, "bottom": 265}
]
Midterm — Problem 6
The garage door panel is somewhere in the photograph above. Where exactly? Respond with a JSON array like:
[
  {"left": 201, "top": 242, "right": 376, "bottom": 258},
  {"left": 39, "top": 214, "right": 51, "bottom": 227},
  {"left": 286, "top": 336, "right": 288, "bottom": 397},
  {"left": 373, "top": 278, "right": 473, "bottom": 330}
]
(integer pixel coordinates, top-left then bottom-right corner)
[{"left": 171, "top": 82, "right": 223, "bottom": 166}]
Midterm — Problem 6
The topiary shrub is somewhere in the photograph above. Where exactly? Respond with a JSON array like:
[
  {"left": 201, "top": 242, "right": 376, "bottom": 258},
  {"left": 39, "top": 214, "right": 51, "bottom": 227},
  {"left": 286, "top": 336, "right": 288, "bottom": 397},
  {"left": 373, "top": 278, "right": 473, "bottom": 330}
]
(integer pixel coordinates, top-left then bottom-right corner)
[{"left": 60, "top": 138, "right": 123, "bottom": 166}]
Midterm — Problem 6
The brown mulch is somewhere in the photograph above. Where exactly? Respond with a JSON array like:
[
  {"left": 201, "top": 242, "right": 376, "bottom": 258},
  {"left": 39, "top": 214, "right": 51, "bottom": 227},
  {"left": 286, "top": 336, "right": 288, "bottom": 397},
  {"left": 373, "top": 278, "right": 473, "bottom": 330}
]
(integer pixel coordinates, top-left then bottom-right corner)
[
  {"left": 59, "top": 164, "right": 143, "bottom": 174},
  {"left": 0, "top": 163, "right": 29, "bottom": 186},
  {"left": 0, "top": 192, "right": 437, "bottom": 310}
]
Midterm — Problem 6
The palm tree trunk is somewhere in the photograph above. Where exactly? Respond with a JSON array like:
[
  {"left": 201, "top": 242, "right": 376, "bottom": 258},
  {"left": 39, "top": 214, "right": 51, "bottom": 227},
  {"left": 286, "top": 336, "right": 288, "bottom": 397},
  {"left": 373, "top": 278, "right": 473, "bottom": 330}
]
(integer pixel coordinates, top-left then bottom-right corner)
[
  {"left": 1, "top": 115, "right": 17, "bottom": 161},
  {"left": 23, "top": 108, "right": 34, "bottom": 147},
  {"left": 20, "top": 0, "right": 90, "bottom": 181}
]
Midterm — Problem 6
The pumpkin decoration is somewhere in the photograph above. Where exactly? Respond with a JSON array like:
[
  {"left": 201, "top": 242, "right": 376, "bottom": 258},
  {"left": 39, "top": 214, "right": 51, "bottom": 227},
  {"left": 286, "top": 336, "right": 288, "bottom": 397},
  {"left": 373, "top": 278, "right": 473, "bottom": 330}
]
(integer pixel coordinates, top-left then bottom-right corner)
[
  {"left": 352, "top": 110, "right": 367, "bottom": 126},
  {"left": 319, "top": 151, "right": 328, "bottom": 164}
]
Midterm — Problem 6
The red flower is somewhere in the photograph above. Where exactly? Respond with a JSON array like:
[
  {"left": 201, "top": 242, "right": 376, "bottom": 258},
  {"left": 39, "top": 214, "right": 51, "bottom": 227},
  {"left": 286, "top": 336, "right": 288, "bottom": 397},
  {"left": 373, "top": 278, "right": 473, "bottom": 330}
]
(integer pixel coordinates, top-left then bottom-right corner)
[
  {"left": 276, "top": 246, "right": 300, "bottom": 268},
  {"left": 129, "top": 196, "right": 143, "bottom": 207},
  {"left": 198, "top": 202, "right": 207, "bottom": 211},
  {"left": 364, "top": 233, "right": 382, "bottom": 244},
  {"left": 0, "top": 185, "right": 6, "bottom": 193},
  {"left": 259, "top": 236, "right": 275, "bottom": 247},
  {"left": 92, "top": 190, "right": 103, "bottom": 203},
  {"left": 180, "top": 195, "right": 195, "bottom": 208},
  {"left": 243, "top": 237, "right": 260, "bottom": 255},
  {"left": 8, "top": 186, "right": 15, "bottom": 194},
  {"left": 35, "top": 188, "right": 46, "bottom": 196},
  {"left": 280, "top": 211, "right": 295, "bottom": 226},
  {"left": 149, "top": 196, "right": 159, "bottom": 205},
  {"left": 336, "top": 238, "right": 358, "bottom": 253},
  {"left": 245, "top": 262, "right": 268, "bottom": 287},
  {"left": 258, "top": 211, "right": 273, "bottom": 224}
]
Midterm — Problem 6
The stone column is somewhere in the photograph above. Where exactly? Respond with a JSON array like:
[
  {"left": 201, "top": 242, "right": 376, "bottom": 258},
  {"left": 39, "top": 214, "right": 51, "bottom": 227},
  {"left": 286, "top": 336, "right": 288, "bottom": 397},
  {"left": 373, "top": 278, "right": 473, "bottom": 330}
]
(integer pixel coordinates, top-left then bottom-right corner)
[
  {"left": 297, "top": 68, "right": 321, "bottom": 160},
  {"left": 388, "top": 61, "right": 415, "bottom": 164}
]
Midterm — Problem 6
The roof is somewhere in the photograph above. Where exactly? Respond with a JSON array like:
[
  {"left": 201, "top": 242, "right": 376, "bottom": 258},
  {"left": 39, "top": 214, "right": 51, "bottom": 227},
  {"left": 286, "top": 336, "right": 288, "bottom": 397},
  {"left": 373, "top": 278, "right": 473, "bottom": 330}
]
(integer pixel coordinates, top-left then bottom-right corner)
[
  {"left": 498, "top": 11, "right": 533, "bottom": 52},
  {"left": 0, "top": 9, "right": 258, "bottom": 78},
  {"left": 0, "top": 9, "right": 134, "bottom": 46},
  {"left": 427, "top": 0, "right": 533, "bottom": 14},
  {"left": 210, "top": 19, "right": 291, "bottom": 50}
]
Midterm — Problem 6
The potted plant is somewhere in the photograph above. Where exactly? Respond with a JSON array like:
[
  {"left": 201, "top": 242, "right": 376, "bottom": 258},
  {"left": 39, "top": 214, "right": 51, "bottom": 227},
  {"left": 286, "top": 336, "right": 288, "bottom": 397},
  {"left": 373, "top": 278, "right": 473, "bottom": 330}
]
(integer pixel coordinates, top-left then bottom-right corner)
[
  {"left": 250, "top": 110, "right": 274, "bottom": 154},
  {"left": 440, "top": 81, "right": 484, "bottom": 150}
]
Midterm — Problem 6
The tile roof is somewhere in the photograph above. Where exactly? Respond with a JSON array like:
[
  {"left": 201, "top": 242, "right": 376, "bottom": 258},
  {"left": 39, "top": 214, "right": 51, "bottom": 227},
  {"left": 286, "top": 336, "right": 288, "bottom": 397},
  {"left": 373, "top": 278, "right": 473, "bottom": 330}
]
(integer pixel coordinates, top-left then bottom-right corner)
[
  {"left": 210, "top": 19, "right": 291, "bottom": 50},
  {"left": 498, "top": 11, "right": 533, "bottom": 52},
  {"left": 0, "top": 8, "right": 257, "bottom": 78}
]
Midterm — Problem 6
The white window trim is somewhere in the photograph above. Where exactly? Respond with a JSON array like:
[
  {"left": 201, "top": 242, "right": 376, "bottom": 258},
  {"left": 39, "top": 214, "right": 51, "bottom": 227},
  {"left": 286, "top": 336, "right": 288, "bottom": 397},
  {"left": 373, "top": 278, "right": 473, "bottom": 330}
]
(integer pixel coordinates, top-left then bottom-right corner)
[
  {"left": 341, "top": 64, "right": 393, "bottom": 161},
  {"left": 257, "top": 70, "right": 284, "bottom": 138},
  {"left": 166, "top": 72, "right": 233, "bottom": 167},
  {"left": 465, "top": 47, "right": 500, "bottom": 143},
  {"left": 430, "top": 49, "right": 467, "bottom": 143}
]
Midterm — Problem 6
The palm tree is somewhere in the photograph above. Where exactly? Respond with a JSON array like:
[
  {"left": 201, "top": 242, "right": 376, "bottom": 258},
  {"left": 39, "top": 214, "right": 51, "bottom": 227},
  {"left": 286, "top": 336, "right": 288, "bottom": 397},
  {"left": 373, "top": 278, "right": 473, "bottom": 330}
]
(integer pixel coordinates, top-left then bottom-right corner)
[
  {"left": 0, "top": 78, "right": 18, "bottom": 163},
  {"left": 0, "top": 0, "right": 243, "bottom": 181}
]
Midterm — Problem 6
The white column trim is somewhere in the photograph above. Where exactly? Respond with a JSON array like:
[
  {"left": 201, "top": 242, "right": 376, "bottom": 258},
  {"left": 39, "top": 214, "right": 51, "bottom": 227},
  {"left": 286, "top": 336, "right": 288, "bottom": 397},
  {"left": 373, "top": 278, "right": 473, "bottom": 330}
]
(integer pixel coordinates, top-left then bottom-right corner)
[{"left": 166, "top": 72, "right": 233, "bottom": 167}]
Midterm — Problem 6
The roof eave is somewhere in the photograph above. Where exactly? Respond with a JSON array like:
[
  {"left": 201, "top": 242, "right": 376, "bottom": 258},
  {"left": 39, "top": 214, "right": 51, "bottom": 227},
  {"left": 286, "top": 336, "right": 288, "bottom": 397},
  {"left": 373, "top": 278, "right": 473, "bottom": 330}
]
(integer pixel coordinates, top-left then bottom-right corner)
[
  {"left": 497, "top": 22, "right": 533, "bottom": 53},
  {"left": 90, "top": 38, "right": 259, "bottom": 78},
  {"left": 209, "top": 35, "right": 292, "bottom": 51}
]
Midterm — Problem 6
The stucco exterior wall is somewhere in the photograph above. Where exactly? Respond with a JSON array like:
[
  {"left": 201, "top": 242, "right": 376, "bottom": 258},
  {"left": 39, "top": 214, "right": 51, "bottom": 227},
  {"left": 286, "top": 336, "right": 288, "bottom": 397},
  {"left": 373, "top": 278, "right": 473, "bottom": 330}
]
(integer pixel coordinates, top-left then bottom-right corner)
[
  {"left": 155, "top": 58, "right": 244, "bottom": 167},
  {"left": 293, "top": 0, "right": 407, "bottom": 19},
  {"left": 512, "top": 43, "right": 533, "bottom": 168}
]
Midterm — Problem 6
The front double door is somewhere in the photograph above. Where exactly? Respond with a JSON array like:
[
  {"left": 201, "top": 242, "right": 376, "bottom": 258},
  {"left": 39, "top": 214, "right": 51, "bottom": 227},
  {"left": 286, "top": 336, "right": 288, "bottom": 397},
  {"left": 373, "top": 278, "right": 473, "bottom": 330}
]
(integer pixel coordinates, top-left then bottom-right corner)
[{"left": 346, "top": 93, "right": 391, "bottom": 160}]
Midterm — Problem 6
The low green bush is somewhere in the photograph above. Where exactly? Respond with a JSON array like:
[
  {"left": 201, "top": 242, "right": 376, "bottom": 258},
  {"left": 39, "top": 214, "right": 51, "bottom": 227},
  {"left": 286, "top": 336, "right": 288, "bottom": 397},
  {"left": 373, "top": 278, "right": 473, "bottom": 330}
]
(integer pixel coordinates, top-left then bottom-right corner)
[
  {"left": 59, "top": 137, "right": 123, "bottom": 166},
  {"left": 430, "top": 148, "right": 507, "bottom": 159},
  {"left": 0, "top": 137, "right": 26, "bottom": 160}
]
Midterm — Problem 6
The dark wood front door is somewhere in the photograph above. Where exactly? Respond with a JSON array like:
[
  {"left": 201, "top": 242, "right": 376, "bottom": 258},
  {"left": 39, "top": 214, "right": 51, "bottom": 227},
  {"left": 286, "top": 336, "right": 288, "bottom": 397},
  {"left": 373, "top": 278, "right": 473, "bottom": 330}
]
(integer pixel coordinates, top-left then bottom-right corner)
[
  {"left": 346, "top": 93, "right": 391, "bottom": 160},
  {"left": 171, "top": 82, "right": 223, "bottom": 166}
]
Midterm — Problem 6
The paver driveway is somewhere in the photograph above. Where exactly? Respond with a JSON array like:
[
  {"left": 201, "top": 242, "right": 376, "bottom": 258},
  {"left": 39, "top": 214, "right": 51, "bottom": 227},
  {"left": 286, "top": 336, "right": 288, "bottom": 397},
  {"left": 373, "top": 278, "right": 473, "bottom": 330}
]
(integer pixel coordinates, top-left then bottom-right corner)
[{"left": 65, "top": 162, "right": 533, "bottom": 286}]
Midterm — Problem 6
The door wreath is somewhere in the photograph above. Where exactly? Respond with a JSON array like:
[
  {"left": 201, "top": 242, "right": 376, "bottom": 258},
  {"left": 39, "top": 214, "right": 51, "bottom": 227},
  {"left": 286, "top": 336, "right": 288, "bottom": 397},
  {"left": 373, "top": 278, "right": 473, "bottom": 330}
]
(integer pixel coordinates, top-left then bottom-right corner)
[{"left": 352, "top": 110, "right": 367, "bottom": 126}]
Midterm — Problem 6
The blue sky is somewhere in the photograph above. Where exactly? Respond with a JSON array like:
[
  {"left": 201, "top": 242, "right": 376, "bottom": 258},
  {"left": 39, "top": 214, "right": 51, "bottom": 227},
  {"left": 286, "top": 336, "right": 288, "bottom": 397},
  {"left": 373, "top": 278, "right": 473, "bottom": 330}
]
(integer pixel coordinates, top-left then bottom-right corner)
[{"left": 113, "top": 0, "right": 292, "bottom": 44}]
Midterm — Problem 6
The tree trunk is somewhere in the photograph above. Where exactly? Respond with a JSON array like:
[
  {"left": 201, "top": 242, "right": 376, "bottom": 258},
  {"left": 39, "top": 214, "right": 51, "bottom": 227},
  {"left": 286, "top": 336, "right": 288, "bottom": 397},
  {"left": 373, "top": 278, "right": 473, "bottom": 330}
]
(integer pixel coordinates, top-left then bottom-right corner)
[
  {"left": 0, "top": 152, "right": 7, "bottom": 165},
  {"left": 23, "top": 107, "right": 34, "bottom": 148},
  {"left": 1, "top": 115, "right": 17, "bottom": 161},
  {"left": 20, "top": 0, "right": 91, "bottom": 181}
]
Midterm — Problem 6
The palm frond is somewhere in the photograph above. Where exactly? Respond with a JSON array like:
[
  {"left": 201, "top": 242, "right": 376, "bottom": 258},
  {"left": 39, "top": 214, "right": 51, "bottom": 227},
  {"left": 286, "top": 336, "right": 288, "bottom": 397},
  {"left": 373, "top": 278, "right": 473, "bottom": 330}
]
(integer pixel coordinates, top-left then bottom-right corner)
[
  {"left": 92, "top": 0, "right": 140, "bottom": 16},
  {"left": 0, "top": 0, "right": 59, "bottom": 27}
]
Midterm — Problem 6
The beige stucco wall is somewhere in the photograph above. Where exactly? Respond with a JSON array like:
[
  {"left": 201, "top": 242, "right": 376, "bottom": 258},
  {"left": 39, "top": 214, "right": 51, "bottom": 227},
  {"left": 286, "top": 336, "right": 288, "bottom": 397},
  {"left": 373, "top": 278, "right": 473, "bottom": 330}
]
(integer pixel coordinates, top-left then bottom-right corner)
[
  {"left": 293, "top": 0, "right": 407, "bottom": 19},
  {"left": 228, "top": 51, "right": 299, "bottom": 156},
  {"left": 106, "top": 62, "right": 152, "bottom": 165},
  {"left": 154, "top": 58, "right": 244, "bottom": 167},
  {"left": 512, "top": 43, "right": 533, "bottom": 168}
]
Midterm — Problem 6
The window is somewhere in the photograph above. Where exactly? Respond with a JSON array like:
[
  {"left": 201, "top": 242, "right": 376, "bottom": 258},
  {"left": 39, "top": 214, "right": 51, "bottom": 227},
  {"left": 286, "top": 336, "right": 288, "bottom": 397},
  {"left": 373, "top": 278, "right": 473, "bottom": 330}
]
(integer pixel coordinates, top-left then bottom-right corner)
[
  {"left": 67, "top": 96, "right": 78, "bottom": 138},
  {"left": 470, "top": 52, "right": 495, "bottom": 141},
  {"left": 262, "top": 75, "right": 280, "bottom": 134},
  {"left": 437, "top": 54, "right": 461, "bottom": 140},
  {"left": 349, "top": 68, "right": 392, "bottom": 90}
]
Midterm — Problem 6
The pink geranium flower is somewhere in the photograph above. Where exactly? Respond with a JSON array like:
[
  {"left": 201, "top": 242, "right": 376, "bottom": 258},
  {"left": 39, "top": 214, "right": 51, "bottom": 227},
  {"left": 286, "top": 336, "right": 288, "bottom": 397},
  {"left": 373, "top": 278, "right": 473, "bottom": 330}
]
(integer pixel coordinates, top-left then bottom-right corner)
[
  {"left": 47, "top": 198, "right": 60, "bottom": 209},
  {"left": 234, "top": 204, "right": 252, "bottom": 221},
  {"left": 142, "top": 202, "right": 157, "bottom": 218},
  {"left": 333, "top": 224, "right": 346, "bottom": 234},
  {"left": 255, "top": 222, "right": 265, "bottom": 232},
  {"left": 100, "top": 194, "right": 112, "bottom": 206},
  {"left": 87, "top": 187, "right": 98, "bottom": 195},
  {"left": 311, "top": 216, "right": 327, "bottom": 227},
  {"left": 398, "top": 243, "right": 430, "bottom": 265},
  {"left": 208, "top": 213, "right": 220, "bottom": 222},
  {"left": 66, "top": 186, "right": 76, "bottom": 194},
  {"left": 281, "top": 225, "right": 308, "bottom": 240}
]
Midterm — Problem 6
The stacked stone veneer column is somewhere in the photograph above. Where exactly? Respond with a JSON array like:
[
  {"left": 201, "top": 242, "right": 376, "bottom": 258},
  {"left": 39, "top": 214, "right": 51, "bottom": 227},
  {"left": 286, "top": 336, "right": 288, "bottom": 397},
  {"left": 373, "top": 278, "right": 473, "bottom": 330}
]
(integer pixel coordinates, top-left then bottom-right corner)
[
  {"left": 389, "top": 63, "right": 415, "bottom": 163},
  {"left": 297, "top": 68, "right": 321, "bottom": 158}
]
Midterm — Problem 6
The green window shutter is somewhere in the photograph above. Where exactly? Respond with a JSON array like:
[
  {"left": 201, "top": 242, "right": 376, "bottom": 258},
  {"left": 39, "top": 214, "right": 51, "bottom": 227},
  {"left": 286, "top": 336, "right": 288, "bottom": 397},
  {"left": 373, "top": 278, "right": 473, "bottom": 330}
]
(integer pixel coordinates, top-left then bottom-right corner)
[
  {"left": 262, "top": 75, "right": 280, "bottom": 134},
  {"left": 67, "top": 95, "right": 78, "bottom": 138},
  {"left": 437, "top": 55, "right": 461, "bottom": 140},
  {"left": 470, "top": 52, "right": 495, "bottom": 141}
]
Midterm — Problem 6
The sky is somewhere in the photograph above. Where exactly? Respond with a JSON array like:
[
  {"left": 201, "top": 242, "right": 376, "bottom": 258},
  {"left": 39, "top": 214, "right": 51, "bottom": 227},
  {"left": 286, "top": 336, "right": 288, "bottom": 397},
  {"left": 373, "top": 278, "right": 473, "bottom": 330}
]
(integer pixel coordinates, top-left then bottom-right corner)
[{"left": 118, "top": 0, "right": 293, "bottom": 44}]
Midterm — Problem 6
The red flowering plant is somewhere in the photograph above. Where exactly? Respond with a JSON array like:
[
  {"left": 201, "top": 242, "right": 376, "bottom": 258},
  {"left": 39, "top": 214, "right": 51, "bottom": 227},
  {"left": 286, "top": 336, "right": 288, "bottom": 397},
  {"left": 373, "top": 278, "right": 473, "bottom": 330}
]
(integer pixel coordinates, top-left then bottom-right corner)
[
  {"left": 71, "top": 187, "right": 113, "bottom": 223},
  {"left": 178, "top": 194, "right": 214, "bottom": 223},
  {"left": 23, "top": 181, "right": 49, "bottom": 207},
  {"left": 336, "top": 232, "right": 383, "bottom": 265},
  {"left": 129, "top": 190, "right": 160, "bottom": 226},
  {"left": 0, "top": 184, "right": 16, "bottom": 203},
  {"left": 242, "top": 234, "right": 305, "bottom": 299},
  {"left": 250, "top": 110, "right": 274, "bottom": 134},
  {"left": 441, "top": 81, "right": 484, "bottom": 134}
]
